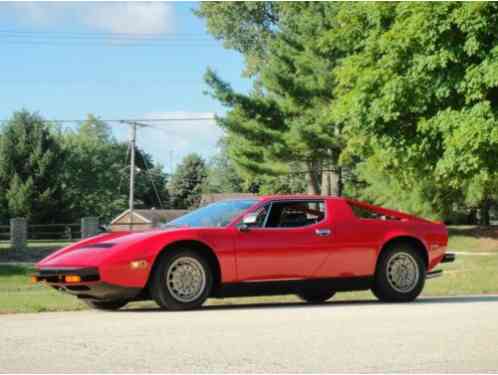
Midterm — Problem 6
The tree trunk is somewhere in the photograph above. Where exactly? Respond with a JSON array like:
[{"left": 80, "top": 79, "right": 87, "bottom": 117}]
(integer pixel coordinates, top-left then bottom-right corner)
[
  {"left": 466, "top": 208, "right": 477, "bottom": 225},
  {"left": 321, "top": 167, "right": 342, "bottom": 196},
  {"left": 306, "top": 160, "right": 321, "bottom": 195},
  {"left": 480, "top": 200, "right": 491, "bottom": 226},
  {"left": 321, "top": 170, "right": 331, "bottom": 196}
]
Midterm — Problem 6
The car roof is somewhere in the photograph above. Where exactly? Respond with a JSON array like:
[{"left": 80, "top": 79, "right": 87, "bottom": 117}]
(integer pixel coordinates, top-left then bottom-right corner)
[{"left": 258, "top": 195, "right": 344, "bottom": 202}]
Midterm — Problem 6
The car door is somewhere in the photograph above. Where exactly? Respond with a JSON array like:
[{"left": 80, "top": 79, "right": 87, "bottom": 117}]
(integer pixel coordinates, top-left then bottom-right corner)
[{"left": 234, "top": 200, "right": 333, "bottom": 282}]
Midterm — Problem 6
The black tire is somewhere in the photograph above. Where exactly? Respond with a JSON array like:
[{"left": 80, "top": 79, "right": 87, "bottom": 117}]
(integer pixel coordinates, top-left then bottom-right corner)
[
  {"left": 84, "top": 300, "right": 128, "bottom": 311},
  {"left": 149, "top": 249, "right": 213, "bottom": 311},
  {"left": 372, "top": 242, "right": 426, "bottom": 302},
  {"left": 297, "top": 289, "right": 336, "bottom": 304}
]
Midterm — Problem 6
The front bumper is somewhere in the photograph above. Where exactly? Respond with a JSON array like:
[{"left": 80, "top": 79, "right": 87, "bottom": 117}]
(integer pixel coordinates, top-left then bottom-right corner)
[
  {"left": 33, "top": 267, "right": 142, "bottom": 302},
  {"left": 34, "top": 267, "right": 100, "bottom": 283}
]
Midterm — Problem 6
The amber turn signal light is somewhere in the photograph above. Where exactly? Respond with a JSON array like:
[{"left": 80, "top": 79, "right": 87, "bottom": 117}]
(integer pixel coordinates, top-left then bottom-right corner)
[
  {"left": 130, "top": 260, "right": 148, "bottom": 270},
  {"left": 64, "top": 275, "right": 81, "bottom": 283}
]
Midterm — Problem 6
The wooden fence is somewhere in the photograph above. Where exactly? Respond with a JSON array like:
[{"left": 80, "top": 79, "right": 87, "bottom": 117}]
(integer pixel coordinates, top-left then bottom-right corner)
[
  {"left": 26, "top": 223, "right": 82, "bottom": 240},
  {"left": 0, "top": 217, "right": 99, "bottom": 251},
  {"left": 1, "top": 217, "right": 167, "bottom": 251}
]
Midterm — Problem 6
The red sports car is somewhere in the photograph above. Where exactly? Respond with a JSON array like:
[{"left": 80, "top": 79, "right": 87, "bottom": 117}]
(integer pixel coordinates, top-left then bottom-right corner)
[{"left": 34, "top": 196, "right": 454, "bottom": 310}]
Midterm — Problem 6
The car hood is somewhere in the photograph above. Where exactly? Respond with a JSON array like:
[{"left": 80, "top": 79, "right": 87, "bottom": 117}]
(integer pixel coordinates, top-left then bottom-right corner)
[{"left": 36, "top": 227, "right": 201, "bottom": 269}]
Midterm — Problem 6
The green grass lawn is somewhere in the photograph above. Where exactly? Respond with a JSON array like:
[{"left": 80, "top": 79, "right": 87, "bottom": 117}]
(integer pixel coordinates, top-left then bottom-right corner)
[
  {"left": 1, "top": 226, "right": 497, "bottom": 314},
  {"left": 0, "top": 264, "right": 86, "bottom": 314}
]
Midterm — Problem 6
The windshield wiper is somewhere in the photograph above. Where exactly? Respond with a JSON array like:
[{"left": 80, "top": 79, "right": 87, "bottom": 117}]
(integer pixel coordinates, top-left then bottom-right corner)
[{"left": 160, "top": 223, "right": 190, "bottom": 229}]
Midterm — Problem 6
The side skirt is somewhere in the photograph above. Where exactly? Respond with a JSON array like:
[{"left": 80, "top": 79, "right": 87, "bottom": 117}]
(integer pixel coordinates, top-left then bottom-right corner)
[{"left": 213, "top": 276, "right": 373, "bottom": 298}]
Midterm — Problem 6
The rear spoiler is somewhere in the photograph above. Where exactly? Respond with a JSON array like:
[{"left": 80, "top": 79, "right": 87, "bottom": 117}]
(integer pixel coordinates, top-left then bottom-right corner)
[{"left": 345, "top": 198, "right": 436, "bottom": 224}]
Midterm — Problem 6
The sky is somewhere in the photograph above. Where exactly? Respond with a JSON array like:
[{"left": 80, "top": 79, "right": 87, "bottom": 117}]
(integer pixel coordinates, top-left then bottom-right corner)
[{"left": 0, "top": 2, "right": 251, "bottom": 172}]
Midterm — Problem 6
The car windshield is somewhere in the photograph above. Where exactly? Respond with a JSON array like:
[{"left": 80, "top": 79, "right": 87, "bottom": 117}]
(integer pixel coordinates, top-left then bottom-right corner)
[{"left": 163, "top": 199, "right": 258, "bottom": 228}]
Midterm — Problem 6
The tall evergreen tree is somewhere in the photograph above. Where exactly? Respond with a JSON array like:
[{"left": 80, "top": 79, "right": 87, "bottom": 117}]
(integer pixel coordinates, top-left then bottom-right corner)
[
  {"left": 195, "top": 2, "right": 281, "bottom": 76},
  {"left": 0, "top": 110, "right": 66, "bottom": 223},
  {"left": 202, "top": 3, "right": 348, "bottom": 195}
]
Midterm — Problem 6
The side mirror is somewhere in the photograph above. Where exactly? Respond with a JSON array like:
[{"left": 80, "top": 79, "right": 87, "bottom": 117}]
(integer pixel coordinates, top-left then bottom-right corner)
[{"left": 238, "top": 212, "right": 258, "bottom": 232}]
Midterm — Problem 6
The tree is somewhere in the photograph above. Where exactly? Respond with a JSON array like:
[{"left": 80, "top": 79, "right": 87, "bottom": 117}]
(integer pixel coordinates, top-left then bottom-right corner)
[
  {"left": 201, "top": 2, "right": 498, "bottom": 222},
  {"left": 254, "top": 167, "right": 308, "bottom": 195},
  {"left": 202, "top": 138, "right": 308, "bottom": 195},
  {"left": 330, "top": 2, "right": 498, "bottom": 222},
  {"left": 134, "top": 149, "right": 170, "bottom": 209},
  {"left": 0, "top": 110, "right": 66, "bottom": 223},
  {"left": 168, "top": 153, "right": 207, "bottom": 209},
  {"left": 202, "top": 3, "right": 348, "bottom": 195},
  {"left": 195, "top": 2, "right": 281, "bottom": 76},
  {"left": 60, "top": 116, "right": 128, "bottom": 221},
  {"left": 60, "top": 115, "right": 170, "bottom": 222},
  {"left": 204, "top": 139, "right": 244, "bottom": 194}
]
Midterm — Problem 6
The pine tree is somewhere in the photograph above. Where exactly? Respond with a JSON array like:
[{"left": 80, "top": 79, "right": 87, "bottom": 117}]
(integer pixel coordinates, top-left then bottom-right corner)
[
  {"left": 203, "top": 3, "right": 348, "bottom": 195},
  {"left": 0, "top": 110, "right": 65, "bottom": 223}
]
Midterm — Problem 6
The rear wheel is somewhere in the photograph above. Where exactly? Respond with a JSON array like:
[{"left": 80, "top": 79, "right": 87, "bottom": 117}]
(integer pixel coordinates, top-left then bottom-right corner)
[
  {"left": 297, "top": 289, "right": 335, "bottom": 304},
  {"left": 84, "top": 300, "right": 128, "bottom": 311},
  {"left": 150, "top": 249, "right": 213, "bottom": 311},
  {"left": 372, "top": 242, "right": 426, "bottom": 302}
]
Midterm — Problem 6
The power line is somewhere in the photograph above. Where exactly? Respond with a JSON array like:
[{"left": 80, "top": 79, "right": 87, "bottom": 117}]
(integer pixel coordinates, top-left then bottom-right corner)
[
  {"left": 0, "top": 116, "right": 219, "bottom": 139},
  {"left": 0, "top": 30, "right": 212, "bottom": 38},
  {"left": 0, "top": 30, "right": 215, "bottom": 43},
  {"left": 136, "top": 148, "right": 164, "bottom": 209},
  {"left": 0, "top": 41, "right": 218, "bottom": 48},
  {"left": 0, "top": 33, "right": 212, "bottom": 39},
  {"left": 0, "top": 79, "right": 202, "bottom": 86},
  {"left": 0, "top": 35, "right": 214, "bottom": 41},
  {"left": 115, "top": 117, "right": 215, "bottom": 123},
  {"left": 0, "top": 31, "right": 216, "bottom": 47},
  {"left": 0, "top": 117, "right": 215, "bottom": 124},
  {"left": 0, "top": 36, "right": 215, "bottom": 44}
]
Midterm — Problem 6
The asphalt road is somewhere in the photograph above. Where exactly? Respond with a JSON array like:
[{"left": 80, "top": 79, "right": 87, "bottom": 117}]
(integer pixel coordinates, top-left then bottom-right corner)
[{"left": 2, "top": 295, "right": 498, "bottom": 373}]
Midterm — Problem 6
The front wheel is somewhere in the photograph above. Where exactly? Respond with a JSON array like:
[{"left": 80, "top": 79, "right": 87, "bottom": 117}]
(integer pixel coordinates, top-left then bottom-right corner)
[
  {"left": 372, "top": 243, "right": 426, "bottom": 302},
  {"left": 150, "top": 249, "right": 213, "bottom": 311},
  {"left": 297, "top": 289, "right": 336, "bottom": 304}
]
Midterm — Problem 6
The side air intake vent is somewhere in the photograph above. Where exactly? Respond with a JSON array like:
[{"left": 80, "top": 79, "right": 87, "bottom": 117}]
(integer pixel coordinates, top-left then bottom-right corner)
[{"left": 85, "top": 243, "right": 115, "bottom": 249}]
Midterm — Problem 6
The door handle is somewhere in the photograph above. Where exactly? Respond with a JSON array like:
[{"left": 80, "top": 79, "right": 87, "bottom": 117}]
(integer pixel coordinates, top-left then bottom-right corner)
[{"left": 315, "top": 228, "right": 331, "bottom": 237}]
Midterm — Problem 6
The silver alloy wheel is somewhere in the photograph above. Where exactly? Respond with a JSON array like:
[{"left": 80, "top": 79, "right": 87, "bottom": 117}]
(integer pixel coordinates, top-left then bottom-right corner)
[
  {"left": 386, "top": 252, "right": 420, "bottom": 293},
  {"left": 166, "top": 256, "right": 207, "bottom": 303}
]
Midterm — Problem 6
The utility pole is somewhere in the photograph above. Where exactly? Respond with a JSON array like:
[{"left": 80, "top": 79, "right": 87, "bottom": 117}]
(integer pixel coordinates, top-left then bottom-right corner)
[
  {"left": 121, "top": 120, "right": 144, "bottom": 231},
  {"left": 129, "top": 123, "right": 137, "bottom": 230},
  {"left": 118, "top": 117, "right": 214, "bottom": 228}
]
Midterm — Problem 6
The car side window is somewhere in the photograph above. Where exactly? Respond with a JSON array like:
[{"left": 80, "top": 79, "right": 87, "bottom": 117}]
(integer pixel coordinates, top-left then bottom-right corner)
[{"left": 265, "top": 201, "right": 325, "bottom": 228}]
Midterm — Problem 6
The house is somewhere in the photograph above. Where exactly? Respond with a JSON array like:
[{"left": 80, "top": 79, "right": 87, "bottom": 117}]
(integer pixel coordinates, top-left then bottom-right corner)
[
  {"left": 110, "top": 209, "right": 189, "bottom": 232},
  {"left": 199, "top": 193, "right": 256, "bottom": 207}
]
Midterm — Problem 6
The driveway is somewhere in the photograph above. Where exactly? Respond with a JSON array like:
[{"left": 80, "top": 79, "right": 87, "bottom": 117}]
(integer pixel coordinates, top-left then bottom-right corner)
[{"left": 2, "top": 295, "right": 498, "bottom": 373}]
